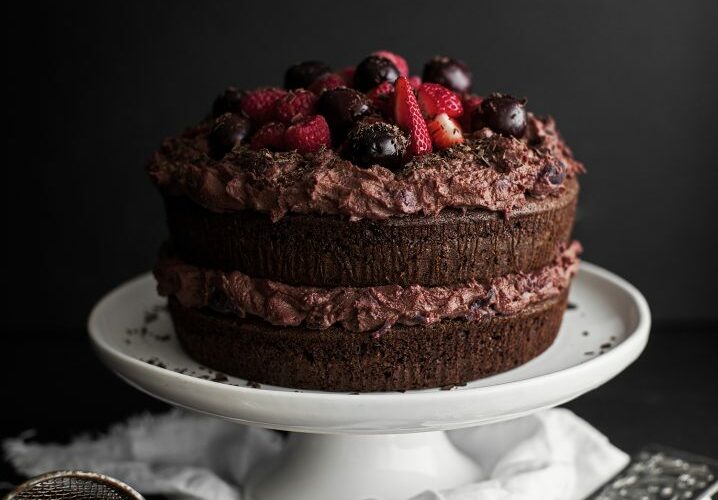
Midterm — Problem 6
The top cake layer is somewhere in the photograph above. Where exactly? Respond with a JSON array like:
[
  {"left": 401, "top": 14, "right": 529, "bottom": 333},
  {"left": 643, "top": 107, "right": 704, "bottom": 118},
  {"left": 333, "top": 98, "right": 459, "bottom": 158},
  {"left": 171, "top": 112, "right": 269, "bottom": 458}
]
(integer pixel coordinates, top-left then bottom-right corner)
[{"left": 147, "top": 52, "right": 583, "bottom": 221}]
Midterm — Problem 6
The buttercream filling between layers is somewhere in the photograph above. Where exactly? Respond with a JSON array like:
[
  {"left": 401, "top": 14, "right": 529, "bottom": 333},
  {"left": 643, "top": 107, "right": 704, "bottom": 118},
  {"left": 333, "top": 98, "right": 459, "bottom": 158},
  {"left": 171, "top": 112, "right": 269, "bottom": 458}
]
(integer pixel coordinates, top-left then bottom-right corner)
[{"left": 155, "top": 241, "right": 581, "bottom": 334}]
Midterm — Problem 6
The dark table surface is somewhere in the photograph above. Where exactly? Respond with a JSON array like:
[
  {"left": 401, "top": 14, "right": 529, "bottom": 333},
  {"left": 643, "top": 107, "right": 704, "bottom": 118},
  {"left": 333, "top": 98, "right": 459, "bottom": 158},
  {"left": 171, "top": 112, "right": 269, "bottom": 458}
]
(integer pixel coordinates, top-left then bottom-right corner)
[{"left": 1, "top": 323, "right": 716, "bottom": 495}]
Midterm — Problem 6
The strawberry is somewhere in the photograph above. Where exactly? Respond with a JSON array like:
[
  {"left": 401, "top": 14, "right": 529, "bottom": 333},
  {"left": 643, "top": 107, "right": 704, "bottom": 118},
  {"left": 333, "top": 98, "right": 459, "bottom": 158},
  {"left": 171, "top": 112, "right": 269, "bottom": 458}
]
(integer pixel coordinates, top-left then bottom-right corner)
[
  {"left": 409, "top": 75, "right": 422, "bottom": 89},
  {"left": 393, "top": 76, "right": 432, "bottom": 157},
  {"left": 373, "top": 50, "right": 409, "bottom": 77},
  {"left": 308, "top": 73, "right": 346, "bottom": 95},
  {"left": 460, "top": 93, "right": 483, "bottom": 130},
  {"left": 285, "top": 115, "right": 331, "bottom": 153},
  {"left": 241, "top": 87, "right": 287, "bottom": 124},
  {"left": 272, "top": 90, "right": 318, "bottom": 124},
  {"left": 250, "top": 122, "right": 287, "bottom": 150},
  {"left": 427, "top": 112, "right": 464, "bottom": 149},
  {"left": 367, "top": 81, "right": 394, "bottom": 116},
  {"left": 417, "top": 83, "right": 463, "bottom": 119}
]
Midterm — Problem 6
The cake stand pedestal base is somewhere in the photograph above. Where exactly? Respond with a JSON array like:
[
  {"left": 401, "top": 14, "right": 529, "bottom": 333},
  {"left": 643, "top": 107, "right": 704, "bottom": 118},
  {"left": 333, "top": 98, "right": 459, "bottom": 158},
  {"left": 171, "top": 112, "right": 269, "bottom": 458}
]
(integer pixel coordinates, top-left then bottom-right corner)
[{"left": 246, "top": 431, "right": 481, "bottom": 500}]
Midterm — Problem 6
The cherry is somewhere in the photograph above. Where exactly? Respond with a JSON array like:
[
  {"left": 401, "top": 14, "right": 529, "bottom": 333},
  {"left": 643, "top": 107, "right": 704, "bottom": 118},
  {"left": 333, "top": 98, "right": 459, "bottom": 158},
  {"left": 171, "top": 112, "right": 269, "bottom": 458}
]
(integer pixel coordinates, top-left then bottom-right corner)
[
  {"left": 284, "top": 61, "right": 332, "bottom": 90},
  {"left": 208, "top": 113, "right": 251, "bottom": 158},
  {"left": 422, "top": 56, "right": 472, "bottom": 93},
  {"left": 471, "top": 93, "right": 527, "bottom": 138},
  {"left": 344, "top": 122, "right": 408, "bottom": 170},
  {"left": 353, "top": 56, "right": 400, "bottom": 92}
]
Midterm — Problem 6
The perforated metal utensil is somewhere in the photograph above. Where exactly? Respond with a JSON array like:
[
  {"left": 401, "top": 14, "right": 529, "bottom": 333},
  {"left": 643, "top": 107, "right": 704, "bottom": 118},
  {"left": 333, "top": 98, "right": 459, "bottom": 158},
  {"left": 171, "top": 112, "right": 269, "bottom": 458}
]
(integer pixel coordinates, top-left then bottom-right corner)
[{"left": 3, "top": 470, "right": 144, "bottom": 500}]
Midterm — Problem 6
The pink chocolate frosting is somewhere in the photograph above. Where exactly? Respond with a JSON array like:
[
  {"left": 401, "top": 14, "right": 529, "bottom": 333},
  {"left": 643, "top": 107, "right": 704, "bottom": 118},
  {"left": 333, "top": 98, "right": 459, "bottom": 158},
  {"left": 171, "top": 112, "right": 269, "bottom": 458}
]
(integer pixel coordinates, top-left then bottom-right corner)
[{"left": 155, "top": 241, "right": 582, "bottom": 335}]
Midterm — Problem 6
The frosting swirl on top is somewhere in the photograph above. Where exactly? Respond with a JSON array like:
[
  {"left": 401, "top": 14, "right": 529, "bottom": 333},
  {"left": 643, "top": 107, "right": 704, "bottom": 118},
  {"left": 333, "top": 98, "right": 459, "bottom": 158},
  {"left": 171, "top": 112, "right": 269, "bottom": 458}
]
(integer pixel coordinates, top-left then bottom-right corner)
[{"left": 147, "top": 113, "right": 583, "bottom": 221}]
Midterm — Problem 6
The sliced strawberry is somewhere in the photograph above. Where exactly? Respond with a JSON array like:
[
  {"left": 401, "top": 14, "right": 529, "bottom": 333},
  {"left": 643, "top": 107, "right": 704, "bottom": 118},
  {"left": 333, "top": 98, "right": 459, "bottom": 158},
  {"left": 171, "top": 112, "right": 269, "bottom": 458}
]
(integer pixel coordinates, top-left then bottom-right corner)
[
  {"left": 427, "top": 112, "right": 464, "bottom": 150},
  {"left": 272, "top": 90, "right": 318, "bottom": 124},
  {"left": 393, "top": 76, "right": 432, "bottom": 157},
  {"left": 373, "top": 50, "right": 409, "bottom": 77},
  {"left": 417, "top": 83, "right": 463, "bottom": 119},
  {"left": 240, "top": 87, "right": 287, "bottom": 124},
  {"left": 285, "top": 115, "right": 331, "bottom": 153},
  {"left": 250, "top": 122, "right": 287, "bottom": 150}
]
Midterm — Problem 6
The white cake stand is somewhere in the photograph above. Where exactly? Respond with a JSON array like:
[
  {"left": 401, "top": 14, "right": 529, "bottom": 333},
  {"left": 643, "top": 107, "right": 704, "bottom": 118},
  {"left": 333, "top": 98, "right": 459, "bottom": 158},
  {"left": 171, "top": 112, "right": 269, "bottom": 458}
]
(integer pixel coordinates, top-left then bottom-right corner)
[{"left": 88, "top": 262, "right": 650, "bottom": 500}]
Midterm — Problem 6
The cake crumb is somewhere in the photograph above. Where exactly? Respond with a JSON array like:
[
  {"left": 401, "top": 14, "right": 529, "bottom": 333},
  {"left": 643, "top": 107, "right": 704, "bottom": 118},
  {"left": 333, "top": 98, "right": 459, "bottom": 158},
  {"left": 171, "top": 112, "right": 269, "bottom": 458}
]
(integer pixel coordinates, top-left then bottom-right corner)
[{"left": 246, "top": 381, "right": 262, "bottom": 389}]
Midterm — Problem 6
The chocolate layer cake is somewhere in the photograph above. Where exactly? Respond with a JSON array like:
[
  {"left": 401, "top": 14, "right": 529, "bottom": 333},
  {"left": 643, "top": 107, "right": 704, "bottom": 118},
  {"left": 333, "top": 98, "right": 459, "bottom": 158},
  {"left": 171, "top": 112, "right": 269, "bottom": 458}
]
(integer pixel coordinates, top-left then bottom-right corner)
[{"left": 147, "top": 52, "right": 584, "bottom": 391}]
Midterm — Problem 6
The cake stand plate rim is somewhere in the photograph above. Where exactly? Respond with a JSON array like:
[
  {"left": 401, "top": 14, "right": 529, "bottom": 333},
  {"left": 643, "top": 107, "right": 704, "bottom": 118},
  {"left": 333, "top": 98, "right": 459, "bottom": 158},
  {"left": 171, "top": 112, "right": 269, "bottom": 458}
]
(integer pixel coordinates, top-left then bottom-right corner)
[{"left": 88, "top": 261, "right": 650, "bottom": 433}]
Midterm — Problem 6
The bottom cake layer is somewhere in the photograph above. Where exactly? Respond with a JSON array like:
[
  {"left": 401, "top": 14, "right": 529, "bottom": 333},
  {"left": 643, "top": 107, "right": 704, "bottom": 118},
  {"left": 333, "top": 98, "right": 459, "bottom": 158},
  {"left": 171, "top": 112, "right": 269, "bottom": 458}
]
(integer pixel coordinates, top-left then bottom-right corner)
[{"left": 169, "top": 290, "right": 568, "bottom": 392}]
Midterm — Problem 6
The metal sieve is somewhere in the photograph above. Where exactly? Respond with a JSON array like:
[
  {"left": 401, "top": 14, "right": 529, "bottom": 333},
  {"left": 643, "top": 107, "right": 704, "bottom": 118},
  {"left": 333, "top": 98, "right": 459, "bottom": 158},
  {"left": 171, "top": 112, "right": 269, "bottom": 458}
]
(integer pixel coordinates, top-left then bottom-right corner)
[{"left": 3, "top": 470, "right": 144, "bottom": 500}]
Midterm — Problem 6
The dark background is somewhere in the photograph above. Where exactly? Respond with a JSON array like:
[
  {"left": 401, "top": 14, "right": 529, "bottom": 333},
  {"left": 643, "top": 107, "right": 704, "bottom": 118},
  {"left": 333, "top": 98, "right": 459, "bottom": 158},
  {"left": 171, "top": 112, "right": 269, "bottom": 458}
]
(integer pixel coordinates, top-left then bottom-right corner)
[
  {"left": 6, "top": 0, "right": 718, "bottom": 332},
  {"left": 3, "top": 0, "right": 717, "bottom": 489}
]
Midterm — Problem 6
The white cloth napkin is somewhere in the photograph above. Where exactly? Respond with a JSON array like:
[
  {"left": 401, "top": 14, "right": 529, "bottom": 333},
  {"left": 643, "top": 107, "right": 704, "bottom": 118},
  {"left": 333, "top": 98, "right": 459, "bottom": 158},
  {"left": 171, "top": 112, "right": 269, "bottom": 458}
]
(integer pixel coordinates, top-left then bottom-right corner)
[{"left": 3, "top": 408, "right": 627, "bottom": 500}]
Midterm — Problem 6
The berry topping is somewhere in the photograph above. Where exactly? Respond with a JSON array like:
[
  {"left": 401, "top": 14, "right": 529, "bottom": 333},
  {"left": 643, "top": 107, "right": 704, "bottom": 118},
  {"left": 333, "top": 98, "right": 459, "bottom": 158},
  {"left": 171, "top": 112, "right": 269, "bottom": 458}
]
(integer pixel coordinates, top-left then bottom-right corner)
[
  {"left": 272, "top": 89, "right": 318, "bottom": 124},
  {"left": 284, "top": 115, "right": 331, "bottom": 153},
  {"left": 308, "top": 73, "right": 346, "bottom": 95},
  {"left": 426, "top": 112, "right": 464, "bottom": 150},
  {"left": 250, "top": 122, "right": 287, "bottom": 151},
  {"left": 317, "top": 87, "right": 372, "bottom": 139},
  {"left": 212, "top": 86, "right": 245, "bottom": 117},
  {"left": 459, "top": 94, "right": 483, "bottom": 129},
  {"left": 417, "top": 83, "right": 463, "bottom": 118},
  {"left": 344, "top": 122, "right": 408, "bottom": 170},
  {"left": 422, "top": 56, "right": 472, "bottom": 93},
  {"left": 393, "top": 76, "right": 432, "bottom": 157},
  {"left": 208, "top": 113, "right": 251, "bottom": 158},
  {"left": 367, "top": 81, "right": 395, "bottom": 116},
  {"left": 241, "top": 87, "right": 287, "bottom": 124},
  {"left": 471, "top": 93, "right": 527, "bottom": 138},
  {"left": 284, "top": 61, "right": 332, "bottom": 90},
  {"left": 353, "top": 55, "right": 400, "bottom": 92},
  {"left": 408, "top": 75, "right": 422, "bottom": 89},
  {"left": 338, "top": 66, "right": 355, "bottom": 86},
  {"left": 372, "top": 50, "right": 409, "bottom": 77}
]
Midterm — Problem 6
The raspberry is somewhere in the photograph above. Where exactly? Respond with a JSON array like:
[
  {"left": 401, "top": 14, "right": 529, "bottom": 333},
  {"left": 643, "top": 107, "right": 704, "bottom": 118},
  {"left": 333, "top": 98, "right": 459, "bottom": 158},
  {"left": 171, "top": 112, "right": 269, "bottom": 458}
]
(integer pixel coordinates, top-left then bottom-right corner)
[
  {"left": 339, "top": 66, "right": 355, "bottom": 86},
  {"left": 240, "top": 87, "right": 287, "bottom": 124},
  {"left": 409, "top": 76, "right": 422, "bottom": 89},
  {"left": 367, "top": 81, "right": 395, "bottom": 116},
  {"left": 250, "top": 122, "right": 287, "bottom": 150},
  {"left": 273, "top": 89, "right": 318, "bottom": 124},
  {"left": 393, "top": 76, "right": 432, "bottom": 157},
  {"left": 308, "top": 73, "right": 346, "bottom": 95},
  {"left": 284, "top": 115, "right": 331, "bottom": 153},
  {"left": 373, "top": 50, "right": 409, "bottom": 77},
  {"left": 417, "top": 83, "right": 463, "bottom": 118}
]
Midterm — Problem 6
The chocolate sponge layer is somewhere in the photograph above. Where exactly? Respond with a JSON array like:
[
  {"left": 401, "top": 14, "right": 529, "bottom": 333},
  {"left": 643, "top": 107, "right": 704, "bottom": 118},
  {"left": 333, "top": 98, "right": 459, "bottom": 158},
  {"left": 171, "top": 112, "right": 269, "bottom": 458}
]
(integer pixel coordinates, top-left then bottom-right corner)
[
  {"left": 169, "top": 291, "right": 567, "bottom": 392},
  {"left": 164, "top": 178, "right": 578, "bottom": 288}
]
